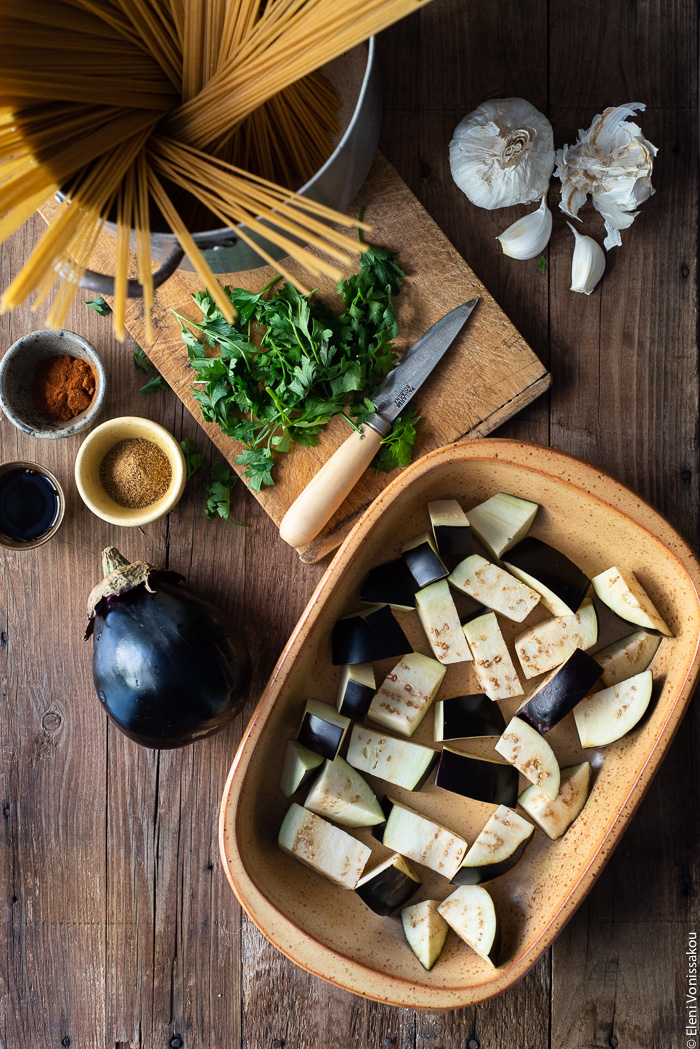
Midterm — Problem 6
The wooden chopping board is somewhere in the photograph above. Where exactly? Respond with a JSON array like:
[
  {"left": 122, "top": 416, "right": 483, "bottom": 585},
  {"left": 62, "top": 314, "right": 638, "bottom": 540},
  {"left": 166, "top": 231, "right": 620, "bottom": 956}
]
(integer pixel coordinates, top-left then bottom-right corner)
[{"left": 41, "top": 153, "right": 551, "bottom": 563}]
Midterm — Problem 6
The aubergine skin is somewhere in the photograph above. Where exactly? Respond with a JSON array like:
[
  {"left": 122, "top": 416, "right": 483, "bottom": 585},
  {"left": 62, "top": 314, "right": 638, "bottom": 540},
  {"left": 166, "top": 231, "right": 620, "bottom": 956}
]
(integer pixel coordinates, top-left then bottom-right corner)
[{"left": 92, "top": 579, "right": 250, "bottom": 749}]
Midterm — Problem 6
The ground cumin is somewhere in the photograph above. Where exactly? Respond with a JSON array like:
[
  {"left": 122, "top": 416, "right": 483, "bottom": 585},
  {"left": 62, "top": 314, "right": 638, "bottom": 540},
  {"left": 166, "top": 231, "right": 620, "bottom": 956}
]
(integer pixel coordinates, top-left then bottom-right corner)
[
  {"left": 100, "top": 438, "right": 172, "bottom": 509},
  {"left": 33, "top": 354, "right": 96, "bottom": 422}
]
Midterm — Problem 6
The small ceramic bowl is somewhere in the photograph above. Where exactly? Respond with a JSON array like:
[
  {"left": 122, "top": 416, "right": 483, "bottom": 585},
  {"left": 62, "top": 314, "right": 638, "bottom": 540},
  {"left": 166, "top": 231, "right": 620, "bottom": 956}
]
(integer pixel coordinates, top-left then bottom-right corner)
[
  {"left": 0, "top": 460, "right": 65, "bottom": 549},
  {"left": 74, "top": 416, "right": 186, "bottom": 527},
  {"left": 0, "top": 329, "right": 107, "bottom": 439}
]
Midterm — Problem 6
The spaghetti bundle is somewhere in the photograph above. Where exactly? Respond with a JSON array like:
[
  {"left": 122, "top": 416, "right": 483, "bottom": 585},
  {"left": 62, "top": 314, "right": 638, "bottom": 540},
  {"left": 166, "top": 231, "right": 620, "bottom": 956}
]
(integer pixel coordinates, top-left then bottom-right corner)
[{"left": 0, "top": 0, "right": 432, "bottom": 340}]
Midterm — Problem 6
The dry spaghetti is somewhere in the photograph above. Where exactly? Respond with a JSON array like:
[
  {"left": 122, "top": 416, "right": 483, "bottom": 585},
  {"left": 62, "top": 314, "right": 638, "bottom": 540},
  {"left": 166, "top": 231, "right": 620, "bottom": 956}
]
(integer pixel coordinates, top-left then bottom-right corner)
[{"left": 0, "top": 0, "right": 432, "bottom": 339}]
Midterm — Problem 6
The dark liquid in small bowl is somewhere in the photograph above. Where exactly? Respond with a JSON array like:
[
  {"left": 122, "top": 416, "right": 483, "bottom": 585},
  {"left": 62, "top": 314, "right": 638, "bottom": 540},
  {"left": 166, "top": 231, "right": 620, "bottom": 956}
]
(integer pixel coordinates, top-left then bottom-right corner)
[{"left": 0, "top": 468, "right": 61, "bottom": 541}]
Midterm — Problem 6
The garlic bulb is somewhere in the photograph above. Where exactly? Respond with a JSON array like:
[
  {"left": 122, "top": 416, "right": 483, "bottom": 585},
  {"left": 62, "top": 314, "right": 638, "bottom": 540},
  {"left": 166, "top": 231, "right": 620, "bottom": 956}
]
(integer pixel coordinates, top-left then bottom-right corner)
[
  {"left": 497, "top": 197, "right": 552, "bottom": 259},
  {"left": 450, "top": 98, "right": 555, "bottom": 210},
  {"left": 555, "top": 103, "right": 657, "bottom": 250},
  {"left": 568, "top": 223, "right": 605, "bottom": 295}
]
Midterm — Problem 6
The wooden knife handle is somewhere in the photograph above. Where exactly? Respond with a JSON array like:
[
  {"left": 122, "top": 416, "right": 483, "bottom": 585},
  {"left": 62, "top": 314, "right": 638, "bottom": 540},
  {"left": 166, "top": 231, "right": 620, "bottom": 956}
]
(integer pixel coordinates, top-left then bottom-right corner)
[{"left": 279, "top": 424, "right": 383, "bottom": 549}]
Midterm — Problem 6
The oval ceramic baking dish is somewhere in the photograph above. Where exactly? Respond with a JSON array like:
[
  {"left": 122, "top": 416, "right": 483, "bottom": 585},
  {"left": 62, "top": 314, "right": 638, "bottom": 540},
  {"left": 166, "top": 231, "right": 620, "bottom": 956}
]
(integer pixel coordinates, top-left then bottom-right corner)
[{"left": 219, "top": 439, "right": 700, "bottom": 1009}]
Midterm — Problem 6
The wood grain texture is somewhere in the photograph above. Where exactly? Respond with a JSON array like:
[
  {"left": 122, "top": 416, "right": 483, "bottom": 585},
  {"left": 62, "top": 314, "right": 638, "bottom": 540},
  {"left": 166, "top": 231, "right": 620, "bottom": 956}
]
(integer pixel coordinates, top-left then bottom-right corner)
[
  {"left": 41, "top": 153, "right": 550, "bottom": 563},
  {"left": 1, "top": 0, "right": 698, "bottom": 1046}
]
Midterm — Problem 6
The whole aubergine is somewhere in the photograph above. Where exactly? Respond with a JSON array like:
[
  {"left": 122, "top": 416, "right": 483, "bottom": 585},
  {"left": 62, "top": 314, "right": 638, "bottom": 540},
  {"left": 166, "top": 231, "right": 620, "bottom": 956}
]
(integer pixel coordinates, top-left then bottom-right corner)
[{"left": 85, "top": 547, "right": 250, "bottom": 748}]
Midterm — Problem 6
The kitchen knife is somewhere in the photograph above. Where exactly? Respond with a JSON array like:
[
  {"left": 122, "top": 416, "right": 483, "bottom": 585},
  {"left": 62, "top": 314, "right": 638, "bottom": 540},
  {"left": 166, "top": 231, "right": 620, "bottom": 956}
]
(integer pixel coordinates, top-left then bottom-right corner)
[{"left": 279, "top": 298, "right": 479, "bottom": 549}]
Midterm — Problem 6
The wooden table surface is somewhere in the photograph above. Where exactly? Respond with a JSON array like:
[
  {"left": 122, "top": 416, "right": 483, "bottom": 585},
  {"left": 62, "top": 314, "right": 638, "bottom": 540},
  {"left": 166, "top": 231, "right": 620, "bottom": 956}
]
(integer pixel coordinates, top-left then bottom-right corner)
[{"left": 1, "top": 2, "right": 697, "bottom": 1047}]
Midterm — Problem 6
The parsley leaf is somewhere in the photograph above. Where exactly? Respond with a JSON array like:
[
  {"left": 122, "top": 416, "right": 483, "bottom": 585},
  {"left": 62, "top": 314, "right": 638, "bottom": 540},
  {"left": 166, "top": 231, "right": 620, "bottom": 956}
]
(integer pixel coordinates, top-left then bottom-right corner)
[
  {"left": 133, "top": 345, "right": 170, "bottom": 393},
  {"left": 204, "top": 462, "right": 246, "bottom": 524},
  {"left": 84, "top": 296, "right": 112, "bottom": 316},
  {"left": 179, "top": 438, "right": 206, "bottom": 480}
]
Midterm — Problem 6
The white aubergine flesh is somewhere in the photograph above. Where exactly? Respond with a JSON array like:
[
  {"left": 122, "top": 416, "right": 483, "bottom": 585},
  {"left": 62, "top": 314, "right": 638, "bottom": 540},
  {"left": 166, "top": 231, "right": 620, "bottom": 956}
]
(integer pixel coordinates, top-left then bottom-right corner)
[
  {"left": 415, "top": 578, "right": 473, "bottom": 664},
  {"left": 277, "top": 802, "right": 371, "bottom": 889},
  {"left": 401, "top": 899, "right": 450, "bottom": 970},
  {"left": 449, "top": 554, "right": 541, "bottom": 623},
  {"left": 438, "top": 884, "right": 500, "bottom": 966},
  {"left": 346, "top": 724, "right": 438, "bottom": 790},
  {"left": 463, "top": 612, "right": 524, "bottom": 701},
  {"left": 518, "top": 762, "right": 591, "bottom": 840},
  {"left": 495, "top": 716, "right": 560, "bottom": 799},
  {"left": 303, "top": 755, "right": 385, "bottom": 827},
  {"left": 514, "top": 597, "right": 598, "bottom": 678},
  {"left": 280, "top": 740, "right": 324, "bottom": 797},
  {"left": 453, "top": 806, "right": 533, "bottom": 885},
  {"left": 594, "top": 631, "right": 661, "bottom": 687},
  {"left": 591, "top": 566, "right": 672, "bottom": 636},
  {"left": 466, "top": 492, "right": 538, "bottom": 560},
  {"left": 573, "top": 669, "right": 653, "bottom": 747},
  {"left": 368, "top": 652, "right": 446, "bottom": 736},
  {"left": 382, "top": 798, "right": 468, "bottom": 880}
]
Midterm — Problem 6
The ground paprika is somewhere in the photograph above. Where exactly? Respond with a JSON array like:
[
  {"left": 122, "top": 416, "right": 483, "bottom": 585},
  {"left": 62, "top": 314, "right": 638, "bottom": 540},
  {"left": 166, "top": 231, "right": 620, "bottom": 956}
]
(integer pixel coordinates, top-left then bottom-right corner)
[{"left": 32, "top": 354, "right": 96, "bottom": 422}]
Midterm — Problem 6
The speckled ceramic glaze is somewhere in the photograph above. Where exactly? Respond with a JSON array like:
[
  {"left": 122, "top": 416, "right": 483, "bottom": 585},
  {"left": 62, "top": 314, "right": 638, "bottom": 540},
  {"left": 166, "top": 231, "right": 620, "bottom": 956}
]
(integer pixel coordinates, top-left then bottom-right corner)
[
  {"left": 219, "top": 439, "right": 700, "bottom": 1009},
  {"left": 74, "top": 416, "right": 186, "bottom": 526},
  {"left": 0, "top": 329, "right": 106, "bottom": 438}
]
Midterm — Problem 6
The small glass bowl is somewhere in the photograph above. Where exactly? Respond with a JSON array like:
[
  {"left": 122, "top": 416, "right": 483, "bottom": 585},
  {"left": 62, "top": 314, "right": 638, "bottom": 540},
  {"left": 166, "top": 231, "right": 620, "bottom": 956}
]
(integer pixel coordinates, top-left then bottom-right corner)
[{"left": 0, "top": 461, "right": 66, "bottom": 550}]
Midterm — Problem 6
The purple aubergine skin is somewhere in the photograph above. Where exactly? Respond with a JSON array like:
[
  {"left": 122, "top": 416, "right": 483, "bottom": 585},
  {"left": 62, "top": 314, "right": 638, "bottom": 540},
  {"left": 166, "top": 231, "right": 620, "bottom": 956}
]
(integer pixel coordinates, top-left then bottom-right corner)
[
  {"left": 435, "top": 750, "right": 518, "bottom": 806},
  {"left": 518, "top": 648, "right": 603, "bottom": 734},
  {"left": 356, "top": 862, "right": 420, "bottom": 916},
  {"left": 92, "top": 580, "right": 250, "bottom": 749}
]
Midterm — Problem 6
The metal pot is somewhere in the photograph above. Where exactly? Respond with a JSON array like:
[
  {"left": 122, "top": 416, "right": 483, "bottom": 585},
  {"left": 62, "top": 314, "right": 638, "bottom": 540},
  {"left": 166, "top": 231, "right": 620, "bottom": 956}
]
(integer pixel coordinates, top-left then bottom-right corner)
[{"left": 79, "top": 40, "right": 381, "bottom": 297}]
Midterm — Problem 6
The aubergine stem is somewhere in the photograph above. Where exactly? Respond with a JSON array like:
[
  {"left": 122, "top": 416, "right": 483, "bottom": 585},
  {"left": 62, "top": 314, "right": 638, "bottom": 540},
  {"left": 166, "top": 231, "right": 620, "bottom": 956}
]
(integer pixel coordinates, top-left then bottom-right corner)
[{"left": 102, "top": 547, "right": 131, "bottom": 575}]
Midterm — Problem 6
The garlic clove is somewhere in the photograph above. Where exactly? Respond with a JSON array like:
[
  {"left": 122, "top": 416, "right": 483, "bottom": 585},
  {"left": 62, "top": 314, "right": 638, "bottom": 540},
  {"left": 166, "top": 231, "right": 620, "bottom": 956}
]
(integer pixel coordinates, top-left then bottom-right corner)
[
  {"left": 450, "top": 98, "right": 555, "bottom": 210},
  {"left": 568, "top": 223, "right": 605, "bottom": 295},
  {"left": 497, "top": 197, "right": 552, "bottom": 260}
]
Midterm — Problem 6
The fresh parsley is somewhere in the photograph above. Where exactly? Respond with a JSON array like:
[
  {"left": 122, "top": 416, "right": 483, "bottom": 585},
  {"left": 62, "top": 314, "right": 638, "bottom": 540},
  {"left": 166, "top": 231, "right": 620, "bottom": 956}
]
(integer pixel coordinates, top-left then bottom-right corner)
[
  {"left": 538, "top": 255, "right": 547, "bottom": 273},
  {"left": 180, "top": 438, "right": 206, "bottom": 481},
  {"left": 84, "top": 296, "right": 112, "bottom": 316},
  {"left": 176, "top": 245, "right": 418, "bottom": 492},
  {"left": 204, "top": 462, "right": 246, "bottom": 525},
  {"left": 133, "top": 345, "right": 170, "bottom": 393}
]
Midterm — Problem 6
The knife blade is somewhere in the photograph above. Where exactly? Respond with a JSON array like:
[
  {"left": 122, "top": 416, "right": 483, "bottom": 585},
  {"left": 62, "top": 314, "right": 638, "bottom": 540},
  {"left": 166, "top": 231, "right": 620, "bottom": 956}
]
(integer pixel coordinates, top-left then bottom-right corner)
[{"left": 279, "top": 298, "right": 479, "bottom": 549}]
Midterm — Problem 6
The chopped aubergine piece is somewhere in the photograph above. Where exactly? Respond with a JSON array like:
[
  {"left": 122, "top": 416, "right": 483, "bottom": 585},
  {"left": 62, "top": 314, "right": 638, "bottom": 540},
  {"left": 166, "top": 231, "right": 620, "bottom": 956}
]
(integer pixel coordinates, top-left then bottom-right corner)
[
  {"left": 591, "top": 566, "right": 673, "bottom": 636},
  {"left": 438, "top": 884, "right": 501, "bottom": 967},
  {"left": 467, "top": 492, "right": 539, "bottom": 560},
  {"left": 516, "top": 648, "right": 603, "bottom": 735},
  {"left": 401, "top": 900, "right": 450, "bottom": 971},
  {"left": 332, "top": 604, "right": 412, "bottom": 665},
  {"left": 303, "top": 756, "right": 385, "bottom": 827},
  {"left": 495, "top": 716, "right": 560, "bottom": 800},
  {"left": 434, "top": 693, "right": 505, "bottom": 742},
  {"left": 355, "top": 853, "right": 422, "bottom": 915},
  {"left": 415, "top": 578, "right": 473, "bottom": 664},
  {"left": 371, "top": 795, "right": 395, "bottom": 841},
  {"left": 501, "top": 537, "right": 590, "bottom": 617},
  {"left": 347, "top": 724, "right": 438, "bottom": 791},
  {"left": 435, "top": 748, "right": 518, "bottom": 807},
  {"left": 280, "top": 741, "right": 324, "bottom": 798},
  {"left": 402, "top": 533, "right": 449, "bottom": 589},
  {"left": 573, "top": 669, "right": 653, "bottom": 747},
  {"left": 518, "top": 762, "right": 591, "bottom": 840},
  {"left": 297, "top": 700, "right": 351, "bottom": 760},
  {"left": 368, "top": 652, "right": 446, "bottom": 737},
  {"left": 449, "top": 554, "right": 540, "bottom": 623},
  {"left": 452, "top": 806, "right": 534, "bottom": 885},
  {"left": 514, "top": 597, "right": 598, "bottom": 679},
  {"left": 360, "top": 559, "right": 416, "bottom": 611},
  {"left": 594, "top": 631, "right": 662, "bottom": 687},
  {"left": 462, "top": 612, "right": 524, "bottom": 701},
  {"left": 337, "top": 663, "right": 376, "bottom": 719},
  {"left": 428, "top": 499, "right": 473, "bottom": 570},
  {"left": 277, "top": 803, "right": 371, "bottom": 889},
  {"left": 382, "top": 798, "right": 468, "bottom": 880}
]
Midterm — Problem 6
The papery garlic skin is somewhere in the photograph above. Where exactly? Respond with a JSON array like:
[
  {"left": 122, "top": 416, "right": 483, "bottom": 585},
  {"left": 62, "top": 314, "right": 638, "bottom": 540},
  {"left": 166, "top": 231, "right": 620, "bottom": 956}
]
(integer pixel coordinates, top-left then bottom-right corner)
[
  {"left": 555, "top": 103, "right": 657, "bottom": 250},
  {"left": 497, "top": 197, "right": 552, "bottom": 259},
  {"left": 568, "top": 223, "right": 605, "bottom": 295},
  {"left": 450, "top": 98, "right": 555, "bottom": 210}
]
